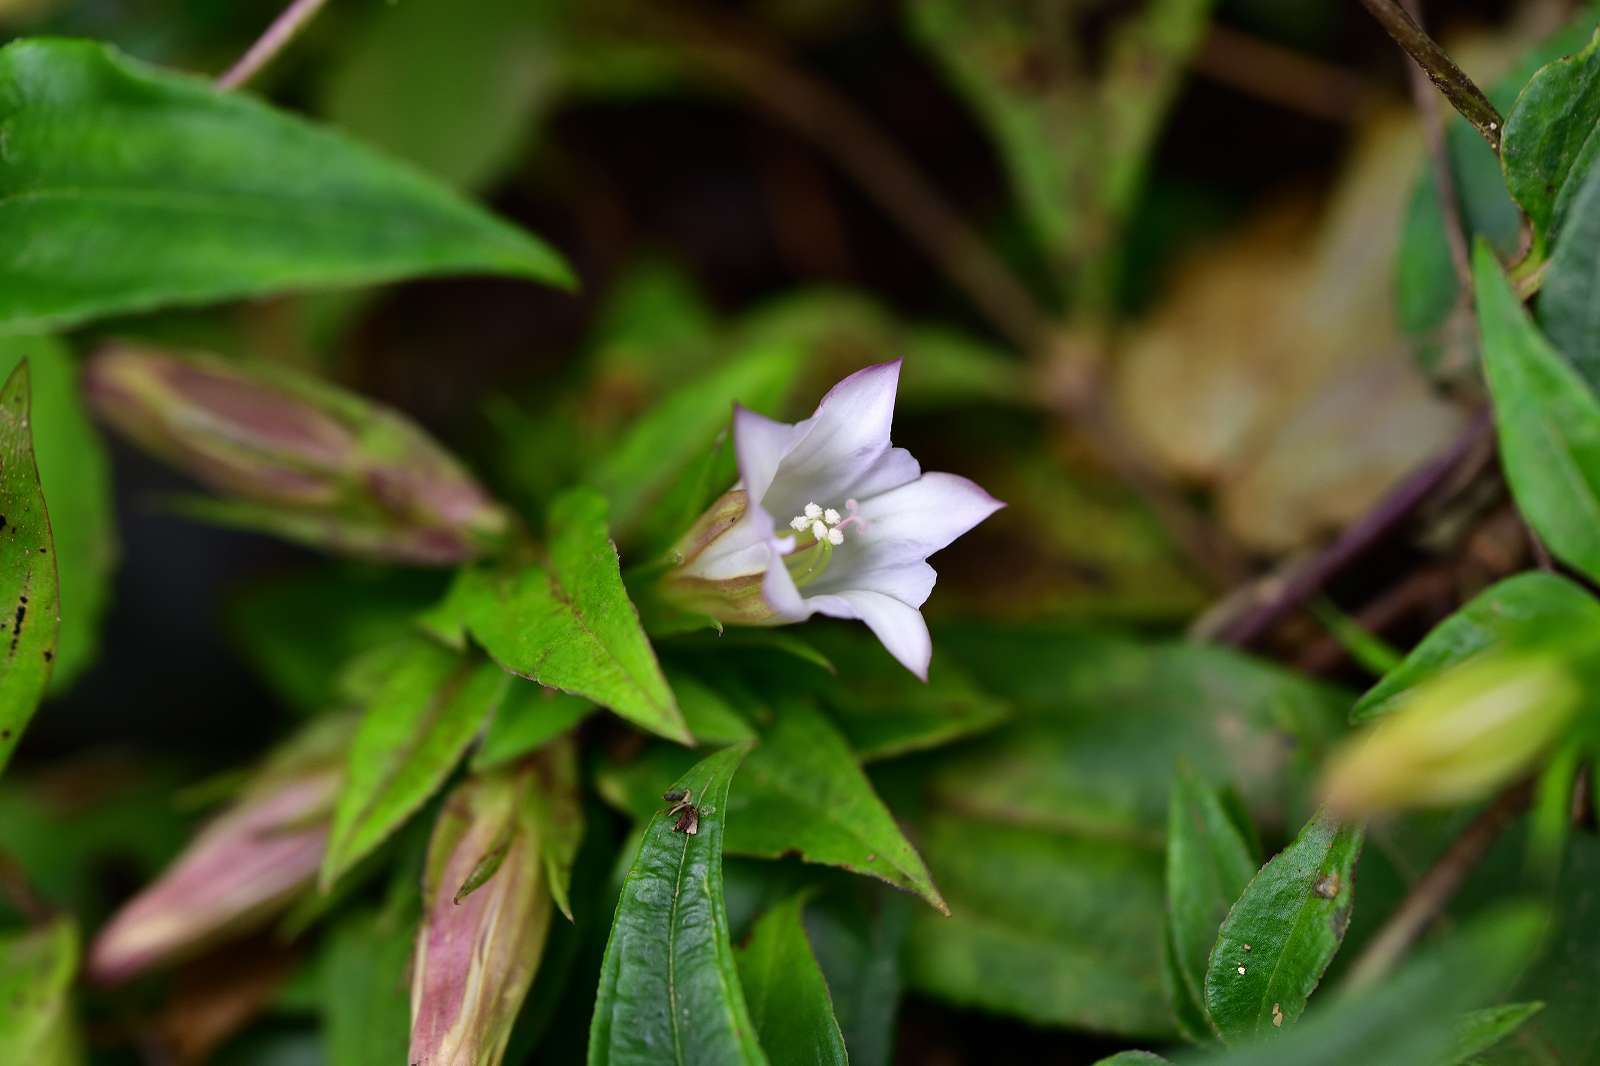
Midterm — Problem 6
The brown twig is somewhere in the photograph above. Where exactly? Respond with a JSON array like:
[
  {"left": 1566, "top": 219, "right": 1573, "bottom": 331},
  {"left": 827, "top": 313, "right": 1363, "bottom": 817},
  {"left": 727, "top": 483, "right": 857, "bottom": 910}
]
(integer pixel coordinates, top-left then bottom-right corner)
[
  {"left": 1356, "top": 0, "right": 1504, "bottom": 150},
  {"left": 1194, "top": 25, "right": 1378, "bottom": 123},
  {"left": 216, "top": 0, "right": 331, "bottom": 90},
  {"left": 1210, "top": 409, "right": 1494, "bottom": 647},
  {"left": 1343, "top": 782, "right": 1533, "bottom": 990},
  {"left": 1400, "top": 0, "right": 1472, "bottom": 290}
]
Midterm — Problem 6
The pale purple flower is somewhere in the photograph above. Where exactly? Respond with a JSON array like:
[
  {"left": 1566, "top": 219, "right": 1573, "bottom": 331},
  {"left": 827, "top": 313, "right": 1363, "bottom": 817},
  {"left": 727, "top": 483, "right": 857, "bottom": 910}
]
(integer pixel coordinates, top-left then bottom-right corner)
[{"left": 672, "top": 360, "right": 1002, "bottom": 678}]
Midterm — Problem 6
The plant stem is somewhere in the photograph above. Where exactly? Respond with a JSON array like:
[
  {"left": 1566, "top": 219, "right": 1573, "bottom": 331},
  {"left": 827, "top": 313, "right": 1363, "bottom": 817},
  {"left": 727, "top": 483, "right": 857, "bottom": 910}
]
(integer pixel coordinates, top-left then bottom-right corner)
[
  {"left": 216, "top": 0, "right": 331, "bottom": 91},
  {"left": 1356, "top": 0, "right": 1504, "bottom": 150},
  {"left": 1343, "top": 782, "right": 1532, "bottom": 990},
  {"left": 1209, "top": 409, "right": 1494, "bottom": 647}
]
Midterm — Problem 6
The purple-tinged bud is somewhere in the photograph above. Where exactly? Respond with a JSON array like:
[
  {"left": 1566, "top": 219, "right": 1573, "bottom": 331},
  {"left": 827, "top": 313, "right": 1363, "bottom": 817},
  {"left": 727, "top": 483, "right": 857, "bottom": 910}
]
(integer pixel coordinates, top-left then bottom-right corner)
[
  {"left": 410, "top": 765, "right": 552, "bottom": 1066},
  {"left": 84, "top": 343, "right": 512, "bottom": 564},
  {"left": 87, "top": 763, "right": 339, "bottom": 985}
]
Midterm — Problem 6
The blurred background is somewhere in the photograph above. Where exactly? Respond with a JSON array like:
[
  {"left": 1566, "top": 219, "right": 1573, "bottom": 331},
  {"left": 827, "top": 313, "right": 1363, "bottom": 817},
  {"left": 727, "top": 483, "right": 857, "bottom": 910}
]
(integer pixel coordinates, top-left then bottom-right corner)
[{"left": 0, "top": 0, "right": 1582, "bottom": 1061}]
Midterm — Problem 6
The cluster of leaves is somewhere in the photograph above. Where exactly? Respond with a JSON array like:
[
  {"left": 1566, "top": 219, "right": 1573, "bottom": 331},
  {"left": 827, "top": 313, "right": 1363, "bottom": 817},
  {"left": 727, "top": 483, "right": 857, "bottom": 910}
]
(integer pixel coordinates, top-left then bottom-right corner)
[{"left": 6, "top": 2, "right": 1600, "bottom": 1065}]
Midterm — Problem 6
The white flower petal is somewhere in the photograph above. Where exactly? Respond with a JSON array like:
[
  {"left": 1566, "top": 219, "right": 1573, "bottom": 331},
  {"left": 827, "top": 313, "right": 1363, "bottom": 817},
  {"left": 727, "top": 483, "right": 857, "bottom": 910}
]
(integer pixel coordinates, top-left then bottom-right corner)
[
  {"left": 808, "top": 589, "right": 932, "bottom": 680},
  {"left": 809, "top": 560, "right": 936, "bottom": 606},
  {"left": 856, "top": 472, "right": 1004, "bottom": 557},
  {"left": 760, "top": 362, "right": 918, "bottom": 518},
  {"left": 762, "top": 551, "right": 808, "bottom": 622},
  {"left": 733, "top": 405, "right": 808, "bottom": 505}
]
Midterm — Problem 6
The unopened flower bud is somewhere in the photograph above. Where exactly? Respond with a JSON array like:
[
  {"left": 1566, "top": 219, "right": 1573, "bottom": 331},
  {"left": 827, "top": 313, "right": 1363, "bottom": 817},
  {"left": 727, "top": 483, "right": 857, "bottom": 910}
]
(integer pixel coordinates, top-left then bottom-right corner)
[
  {"left": 84, "top": 343, "right": 511, "bottom": 564},
  {"left": 1322, "top": 650, "right": 1582, "bottom": 817},
  {"left": 87, "top": 720, "right": 349, "bottom": 984},
  {"left": 410, "top": 765, "right": 552, "bottom": 1066}
]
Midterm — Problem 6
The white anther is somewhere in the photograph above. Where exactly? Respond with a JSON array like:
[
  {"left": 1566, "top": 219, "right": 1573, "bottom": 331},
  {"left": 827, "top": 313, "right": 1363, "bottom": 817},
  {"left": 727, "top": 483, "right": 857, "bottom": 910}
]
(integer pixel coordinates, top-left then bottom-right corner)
[
  {"left": 804, "top": 502, "right": 822, "bottom": 519},
  {"left": 823, "top": 508, "right": 842, "bottom": 525},
  {"left": 826, "top": 527, "right": 844, "bottom": 546},
  {"left": 790, "top": 515, "right": 810, "bottom": 531},
  {"left": 811, "top": 520, "right": 828, "bottom": 540}
]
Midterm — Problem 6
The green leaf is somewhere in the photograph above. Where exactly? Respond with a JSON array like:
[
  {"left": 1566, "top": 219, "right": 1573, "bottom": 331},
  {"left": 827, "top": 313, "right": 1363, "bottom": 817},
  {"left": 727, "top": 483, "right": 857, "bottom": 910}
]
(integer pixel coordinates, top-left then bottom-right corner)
[
  {"left": 320, "top": 908, "right": 414, "bottom": 1066},
  {"left": 588, "top": 743, "right": 768, "bottom": 1066},
  {"left": 527, "top": 734, "right": 585, "bottom": 922},
  {"left": 320, "top": 0, "right": 559, "bottom": 191},
  {"left": 228, "top": 567, "right": 448, "bottom": 715},
  {"left": 1166, "top": 765, "right": 1258, "bottom": 1043},
  {"left": 905, "top": 813, "right": 1173, "bottom": 1037},
  {"left": 731, "top": 702, "right": 944, "bottom": 912},
  {"left": 322, "top": 638, "right": 510, "bottom": 889},
  {"left": 0, "top": 38, "right": 574, "bottom": 334},
  {"left": 1203, "top": 813, "right": 1362, "bottom": 1044},
  {"left": 1396, "top": 19, "right": 1592, "bottom": 365},
  {"left": 1479, "top": 837, "right": 1600, "bottom": 1063},
  {"left": 471, "top": 682, "right": 594, "bottom": 773},
  {"left": 1352, "top": 572, "right": 1600, "bottom": 723},
  {"left": 0, "top": 336, "right": 113, "bottom": 692},
  {"left": 803, "top": 629, "right": 1010, "bottom": 761},
  {"left": 669, "top": 669, "right": 756, "bottom": 745},
  {"left": 446, "top": 489, "right": 689, "bottom": 744},
  {"left": 1540, "top": 156, "right": 1600, "bottom": 390},
  {"left": 0, "top": 919, "right": 81, "bottom": 1066},
  {"left": 589, "top": 342, "right": 802, "bottom": 542},
  {"left": 734, "top": 894, "right": 849, "bottom": 1066},
  {"left": 1474, "top": 239, "right": 1600, "bottom": 584},
  {"left": 1186, "top": 904, "right": 1548, "bottom": 1066},
  {"left": 929, "top": 625, "right": 1343, "bottom": 844},
  {"left": 0, "top": 362, "right": 59, "bottom": 777},
  {"left": 802, "top": 890, "right": 909, "bottom": 1066},
  {"left": 1501, "top": 26, "right": 1600, "bottom": 245},
  {"left": 1441, "top": 1003, "right": 1544, "bottom": 1065},
  {"left": 1094, "top": 1056, "right": 1171, "bottom": 1065}
]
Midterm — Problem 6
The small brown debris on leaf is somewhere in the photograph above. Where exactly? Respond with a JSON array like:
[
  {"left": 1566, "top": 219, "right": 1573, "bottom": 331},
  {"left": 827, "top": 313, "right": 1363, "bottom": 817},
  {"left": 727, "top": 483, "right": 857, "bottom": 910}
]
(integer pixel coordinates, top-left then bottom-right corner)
[
  {"left": 1272, "top": 1002, "right": 1284, "bottom": 1028},
  {"left": 1314, "top": 872, "right": 1340, "bottom": 899}
]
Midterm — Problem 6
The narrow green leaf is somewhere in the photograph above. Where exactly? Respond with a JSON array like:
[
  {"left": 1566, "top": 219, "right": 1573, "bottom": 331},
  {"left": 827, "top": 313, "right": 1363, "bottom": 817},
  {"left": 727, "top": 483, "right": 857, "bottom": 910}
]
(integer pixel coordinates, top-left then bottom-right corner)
[
  {"left": 1475, "top": 240, "right": 1600, "bottom": 584},
  {"left": 527, "top": 734, "right": 585, "bottom": 922},
  {"left": 0, "top": 336, "right": 113, "bottom": 692},
  {"left": 729, "top": 702, "right": 945, "bottom": 913},
  {"left": 802, "top": 890, "right": 909, "bottom": 1066},
  {"left": 1166, "top": 765, "right": 1258, "bottom": 1042},
  {"left": 0, "top": 38, "right": 573, "bottom": 334},
  {"left": 670, "top": 668, "right": 756, "bottom": 745},
  {"left": 0, "top": 919, "right": 81, "bottom": 1066},
  {"left": 1203, "top": 813, "right": 1362, "bottom": 1044},
  {"left": 588, "top": 743, "right": 768, "bottom": 1066},
  {"left": 1352, "top": 572, "right": 1600, "bottom": 723},
  {"left": 735, "top": 894, "right": 849, "bottom": 1066},
  {"left": 1442, "top": 1003, "right": 1544, "bottom": 1065},
  {"left": 1186, "top": 904, "right": 1547, "bottom": 1066},
  {"left": 590, "top": 343, "right": 801, "bottom": 541},
  {"left": 450, "top": 489, "right": 689, "bottom": 744},
  {"left": 321, "top": 908, "right": 413, "bottom": 1066},
  {"left": 0, "top": 361, "right": 59, "bottom": 776},
  {"left": 1540, "top": 156, "right": 1600, "bottom": 390},
  {"left": 471, "top": 681, "right": 594, "bottom": 772},
  {"left": 1164, "top": 928, "right": 1217, "bottom": 1044},
  {"left": 1501, "top": 25, "right": 1600, "bottom": 243},
  {"left": 321, "top": 639, "right": 510, "bottom": 889},
  {"left": 905, "top": 813, "right": 1173, "bottom": 1037}
]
